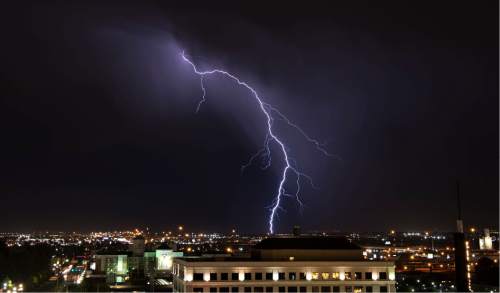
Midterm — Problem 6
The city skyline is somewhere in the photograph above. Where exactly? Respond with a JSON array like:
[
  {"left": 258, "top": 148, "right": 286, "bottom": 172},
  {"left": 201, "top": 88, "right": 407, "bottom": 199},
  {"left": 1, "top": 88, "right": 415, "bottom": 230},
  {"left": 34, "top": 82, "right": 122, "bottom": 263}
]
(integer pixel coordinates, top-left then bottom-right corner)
[{"left": 0, "top": 1, "right": 498, "bottom": 233}]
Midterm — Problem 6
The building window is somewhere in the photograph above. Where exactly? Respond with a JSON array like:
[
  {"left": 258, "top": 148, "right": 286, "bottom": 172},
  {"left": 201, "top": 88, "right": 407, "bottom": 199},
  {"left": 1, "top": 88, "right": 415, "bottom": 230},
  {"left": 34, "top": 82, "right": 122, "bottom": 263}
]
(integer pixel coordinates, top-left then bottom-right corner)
[
  {"left": 265, "top": 287, "right": 273, "bottom": 292},
  {"left": 232, "top": 273, "right": 239, "bottom": 281},
  {"left": 366, "top": 286, "right": 373, "bottom": 292},
  {"left": 379, "top": 272, "right": 387, "bottom": 280},
  {"left": 299, "top": 273, "right": 306, "bottom": 280},
  {"left": 321, "top": 273, "right": 329, "bottom": 280},
  {"left": 266, "top": 273, "right": 273, "bottom": 280},
  {"left": 345, "top": 286, "right": 352, "bottom": 292},
  {"left": 245, "top": 273, "right": 252, "bottom": 281},
  {"left": 299, "top": 287, "right": 307, "bottom": 292},
  {"left": 312, "top": 286, "right": 319, "bottom": 292},
  {"left": 332, "top": 287, "right": 340, "bottom": 292},
  {"left": 312, "top": 272, "right": 319, "bottom": 280},
  {"left": 194, "top": 273, "right": 204, "bottom": 281},
  {"left": 211, "top": 273, "right": 218, "bottom": 281},
  {"left": 278, "top": 273, "right": 285, "bottom": 280},
  {"left": 344, "top": 272, "right": 352, "bottom": 280},
  {"left": 354, "top": 286, "right": 363, "bottom": 293},
  {"left": 289, "top": 272, "right": 296, "bottom": 280},
  {"left": 278, "top": 287, "right": 285, "bottom": 293},
  {"left": 365, "top": 272, "right": 372, "bottom": 280},
  {"left": 194, "top": 288, "right": 204, "bottom": 293},
  {"left": 380, "top": 286, "right": 388, "bottom": 292},
  {"left": 288, "top": 287, "right": 298, "bottom": 292},
  {"left": 244, "top": 287, "right": 251, "bottom": 292},
  {"left": 221, "top": 273, "right": 229, "bottom": 281},
  {"left": 321, "top": 286, "right": 330, "bottom": 292},
  {"left": 220, "top": 288, "right": 229, "bottom": 293},
  {"left": 354, "top": 272, "right": 362, "bottom": 280},
  {"left": 210, "top": 288, "right": 217, "bottom": 293},
  {"left": 331, "top": 272, "right": 340, "bottom": 280},
  {"left": 231, "top": 287, "right": 239, "bottom": 292},
  {"left": 255, "top": 287, "right": 264, "bottom": 293},
  {"left": 255, "top": 273, "right": 263, "bottom": 280}
]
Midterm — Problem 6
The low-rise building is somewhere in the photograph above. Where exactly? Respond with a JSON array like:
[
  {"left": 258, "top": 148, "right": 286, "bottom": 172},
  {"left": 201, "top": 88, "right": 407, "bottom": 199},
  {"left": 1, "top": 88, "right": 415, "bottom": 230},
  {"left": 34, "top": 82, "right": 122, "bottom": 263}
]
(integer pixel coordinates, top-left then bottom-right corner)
[
  {"left": 93, "top": 241, "right": 183, "bottom": 284},
  {"left": 173, "top": 237, "right": 396, "bottom": 292}
]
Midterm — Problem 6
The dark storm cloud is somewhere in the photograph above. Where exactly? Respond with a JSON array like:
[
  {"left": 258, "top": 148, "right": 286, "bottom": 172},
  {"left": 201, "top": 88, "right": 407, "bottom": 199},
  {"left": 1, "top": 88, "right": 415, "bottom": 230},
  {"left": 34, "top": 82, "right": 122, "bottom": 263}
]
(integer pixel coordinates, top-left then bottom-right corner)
[{"left": 0, "top": 1, "right": 497, "bottom": 233}]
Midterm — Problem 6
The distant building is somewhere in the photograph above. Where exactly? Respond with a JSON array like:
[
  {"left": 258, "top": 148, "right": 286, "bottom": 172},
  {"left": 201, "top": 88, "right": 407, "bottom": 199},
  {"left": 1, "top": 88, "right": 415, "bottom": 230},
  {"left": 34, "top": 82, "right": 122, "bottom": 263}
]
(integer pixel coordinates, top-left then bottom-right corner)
[
  {"left": 157, "top": 243, "right": 184, "bottom": 272},
  {"left": 479, "top": 229, "right": 493, "bottom": 250},
  {"left": 94, "top": 252, "right": 129, "bottom": 283},
  {"left": 93, "top": 241, "right": 183, "bottom": 284},
  {"left": 292, "top": 226, "right": 301, "bottom": 237},
  {"left": 130, "top": 235, "right": 146, "bottom": 256},
  {"left": 173, "top": 237, "right": 396, "bottom": 292}
]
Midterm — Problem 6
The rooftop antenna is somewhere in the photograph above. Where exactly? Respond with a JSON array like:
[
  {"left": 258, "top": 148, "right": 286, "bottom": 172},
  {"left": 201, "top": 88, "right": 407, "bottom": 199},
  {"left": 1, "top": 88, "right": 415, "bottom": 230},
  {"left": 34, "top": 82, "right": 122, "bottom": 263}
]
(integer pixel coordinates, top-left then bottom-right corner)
[{"left": 456, "top": 181, "right": 464, "bottom": 233}]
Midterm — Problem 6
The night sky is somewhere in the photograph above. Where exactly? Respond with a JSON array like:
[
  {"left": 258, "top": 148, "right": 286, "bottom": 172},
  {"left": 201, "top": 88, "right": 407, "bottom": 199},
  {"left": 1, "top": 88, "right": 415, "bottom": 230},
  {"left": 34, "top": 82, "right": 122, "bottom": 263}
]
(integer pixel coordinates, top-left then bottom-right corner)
[{"left": 1, "top": 1, "right": 498, "bottom": 233}]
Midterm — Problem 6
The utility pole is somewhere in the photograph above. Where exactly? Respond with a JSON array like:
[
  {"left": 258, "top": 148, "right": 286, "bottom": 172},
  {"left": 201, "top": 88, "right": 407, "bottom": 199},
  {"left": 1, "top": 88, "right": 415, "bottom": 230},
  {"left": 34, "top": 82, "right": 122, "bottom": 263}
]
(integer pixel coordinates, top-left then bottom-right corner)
[{"left": 454, "top": 181, "right": 468, "bottom": 292}]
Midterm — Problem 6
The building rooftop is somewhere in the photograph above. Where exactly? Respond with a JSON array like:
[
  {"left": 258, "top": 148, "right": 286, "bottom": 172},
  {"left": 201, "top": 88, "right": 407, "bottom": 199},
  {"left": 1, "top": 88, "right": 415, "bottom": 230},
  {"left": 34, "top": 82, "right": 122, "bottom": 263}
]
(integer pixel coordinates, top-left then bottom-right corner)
[
  {"left": 253, "top": 237, "right": 361, "bottom": 250},
  {"left": 157, "top": 242, "right": 173, "bottom": 250},
  {"left": 95, "top": 249, "right": 133, "bottom": 256},
  {"left": 176, "top": 237, "right": 364, "bottom": 262}
]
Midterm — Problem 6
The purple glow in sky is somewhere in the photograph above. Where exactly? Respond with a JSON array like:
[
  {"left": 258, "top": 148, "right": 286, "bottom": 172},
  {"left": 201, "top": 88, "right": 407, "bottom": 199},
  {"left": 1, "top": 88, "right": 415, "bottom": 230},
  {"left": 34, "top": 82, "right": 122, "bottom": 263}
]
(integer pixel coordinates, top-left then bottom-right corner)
[{"left": 181, "top": 51, "right": 331, "bottom": 234}]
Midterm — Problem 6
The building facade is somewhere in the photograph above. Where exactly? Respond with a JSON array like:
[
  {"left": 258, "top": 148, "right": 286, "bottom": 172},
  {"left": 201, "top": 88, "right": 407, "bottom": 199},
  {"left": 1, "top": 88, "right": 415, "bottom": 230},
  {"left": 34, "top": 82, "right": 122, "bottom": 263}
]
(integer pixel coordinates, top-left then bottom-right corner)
[
  {"left": 94, "top": 253, "right": 129, "bottom": 283},
  {"left": 93, "top": 242, "right": 183, "bottom": 283},
  {"left": 172, "top": 237, "right": 396, "bottom": 292}
]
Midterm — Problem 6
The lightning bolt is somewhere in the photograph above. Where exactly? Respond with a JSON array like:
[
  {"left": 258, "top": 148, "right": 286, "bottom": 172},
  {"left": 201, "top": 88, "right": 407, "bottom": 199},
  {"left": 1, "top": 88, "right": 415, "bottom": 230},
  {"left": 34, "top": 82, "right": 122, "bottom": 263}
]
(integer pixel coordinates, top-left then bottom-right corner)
[{"left": 181, "top": 51, "right": 331, "bottom": 234}]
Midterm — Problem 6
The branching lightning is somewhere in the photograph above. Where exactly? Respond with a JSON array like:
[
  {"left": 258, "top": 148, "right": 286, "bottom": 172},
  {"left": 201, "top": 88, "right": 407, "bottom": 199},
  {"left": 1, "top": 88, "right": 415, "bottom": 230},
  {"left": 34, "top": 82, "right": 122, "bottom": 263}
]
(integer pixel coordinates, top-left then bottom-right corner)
[{"left": 181, "top": 51, "right": 331, "bottom": 234}]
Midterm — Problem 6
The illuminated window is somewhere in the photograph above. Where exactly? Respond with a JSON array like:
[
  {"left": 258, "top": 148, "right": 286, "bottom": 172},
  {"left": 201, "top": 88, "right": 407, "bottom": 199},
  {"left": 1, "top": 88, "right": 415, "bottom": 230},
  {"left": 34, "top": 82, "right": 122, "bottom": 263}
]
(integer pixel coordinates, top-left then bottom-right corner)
[
  {"left": 312, "top": 272, "right": 319, "bottom": 280},
  {"left": 321, "top": 273, "right": 330, "bottom": 280},
  {"left": 331, "top": 272, "right": 340, "bottom": 280},
  {"left": 354, "top": 287, "right": 363, "bottom": 293},
  {"left": 289, "top": 272, "right": 296, "bottom": 280},
  {"left": 344, "top": 272, "right": 352, "bottom": 280}
]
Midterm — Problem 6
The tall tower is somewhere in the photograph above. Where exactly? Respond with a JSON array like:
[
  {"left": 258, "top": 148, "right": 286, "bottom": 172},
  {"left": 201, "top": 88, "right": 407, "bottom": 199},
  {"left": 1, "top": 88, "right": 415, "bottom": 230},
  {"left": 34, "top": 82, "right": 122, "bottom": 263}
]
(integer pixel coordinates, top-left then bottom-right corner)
[{"left": 453, "top": 182, "right": 468, "bottom": 292}]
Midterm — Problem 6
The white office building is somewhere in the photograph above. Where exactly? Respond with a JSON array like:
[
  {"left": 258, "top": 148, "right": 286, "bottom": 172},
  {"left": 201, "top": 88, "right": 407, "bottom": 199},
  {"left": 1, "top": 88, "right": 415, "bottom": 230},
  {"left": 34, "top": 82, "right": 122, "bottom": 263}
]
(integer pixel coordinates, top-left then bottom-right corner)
[{"left": 173, "top": 237, "right": 396, "bottom": 292}]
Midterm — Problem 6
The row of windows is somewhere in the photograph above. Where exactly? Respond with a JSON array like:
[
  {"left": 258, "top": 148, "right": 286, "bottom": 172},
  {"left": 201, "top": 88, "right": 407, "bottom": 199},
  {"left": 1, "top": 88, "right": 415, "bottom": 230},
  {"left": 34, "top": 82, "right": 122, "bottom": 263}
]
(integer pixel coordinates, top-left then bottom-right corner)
[
  {"left": 192, "top": 285, "right": 389, "bottom": 292},
  {"left": 192, "top": 272, "right": 388, "bottom": 281}
]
